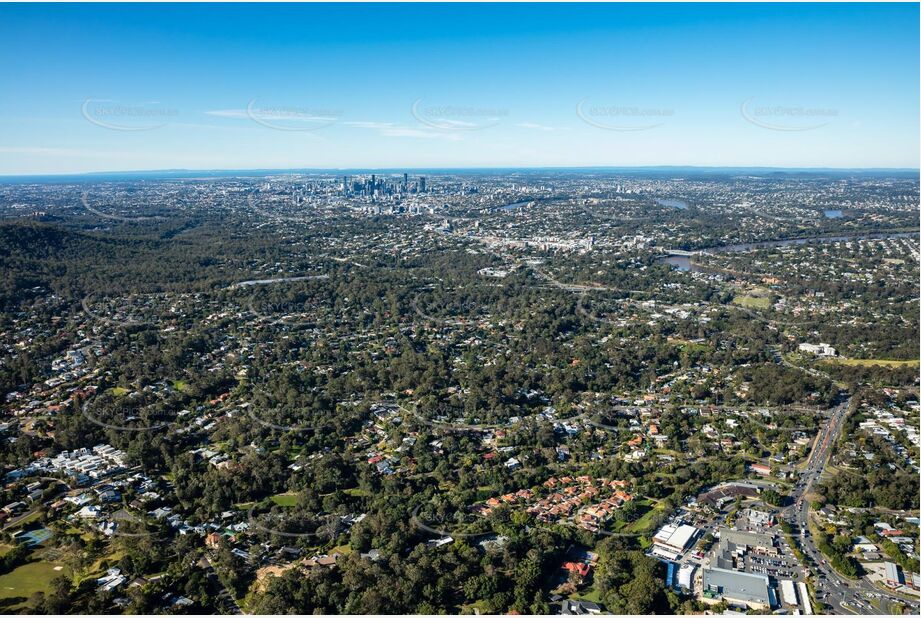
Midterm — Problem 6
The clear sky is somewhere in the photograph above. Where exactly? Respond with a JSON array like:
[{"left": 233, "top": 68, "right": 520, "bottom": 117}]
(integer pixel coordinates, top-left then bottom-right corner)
[{"left": 1, "top": 2, "right": 918, "bottom": 174}]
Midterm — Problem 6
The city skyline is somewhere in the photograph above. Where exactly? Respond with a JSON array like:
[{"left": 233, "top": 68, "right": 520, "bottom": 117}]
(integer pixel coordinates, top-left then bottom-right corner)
[{"left": 1, "top": 3, "right": 919, "bottom": 174}]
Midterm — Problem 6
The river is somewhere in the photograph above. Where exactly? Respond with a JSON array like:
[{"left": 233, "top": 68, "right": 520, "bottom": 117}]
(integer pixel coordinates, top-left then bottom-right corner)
[{"left": 663, "top": 231, "right": 917, "bottom": 272}]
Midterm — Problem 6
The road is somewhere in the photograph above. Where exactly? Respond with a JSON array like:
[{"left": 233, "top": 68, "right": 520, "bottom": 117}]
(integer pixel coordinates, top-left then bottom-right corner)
[{"left": 781, "top": 399, "right": 919, "bottom": 615}]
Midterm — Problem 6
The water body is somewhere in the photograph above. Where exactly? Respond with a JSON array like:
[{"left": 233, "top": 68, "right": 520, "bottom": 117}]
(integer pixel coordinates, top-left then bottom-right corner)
[
  {"left": 712, "top": 231, "right": 915, "bottom": 254},
  {"left": 499, "top": 201, "right": 530, "bottom": 211},
  {"left": 662, "top": 231, "right": 916, "bottom": 272},
  {"left": 656, "top": 198, "right": 689, "bottom": 210},
  {"left": 823, "top": 209, "right": 844, "bottom": 219},
  {"left": 663, "top": 255, "right": 693, "bottom": 271}
]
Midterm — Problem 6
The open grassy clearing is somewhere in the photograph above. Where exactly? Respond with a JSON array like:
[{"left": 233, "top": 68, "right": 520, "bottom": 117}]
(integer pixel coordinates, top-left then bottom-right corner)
[
  {"left": 0, "top": 560, "right": 69, "bottom": 609},
  {"left": 822, "top": 358, "right": 919, "bottom": 368},
  {"left": 732, "top": 294, "right": 772, "bottom": 309},
  {"left": 269, "top": 492, "right": 299, "bottom": 507}
]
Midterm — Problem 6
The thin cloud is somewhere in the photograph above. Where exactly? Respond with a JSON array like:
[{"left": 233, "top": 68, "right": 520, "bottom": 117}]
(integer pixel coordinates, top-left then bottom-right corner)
[
  {"left": 0, "top": 146, "right": 114, "bottom": 157},
  {"left": 205, "top": 109, "right": 338, "bottom": 122},
  {"left": 343, "top": 121, "right": 462, "bottom": 141},
  {"left": 516, "top": 122, "right": 565, "bottom": 131}
]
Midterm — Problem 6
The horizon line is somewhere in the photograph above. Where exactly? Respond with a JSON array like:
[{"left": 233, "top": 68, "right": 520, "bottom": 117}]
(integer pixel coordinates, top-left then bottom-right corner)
[{"left": 2, "top": 164, "right": 920, "bottom": 180}]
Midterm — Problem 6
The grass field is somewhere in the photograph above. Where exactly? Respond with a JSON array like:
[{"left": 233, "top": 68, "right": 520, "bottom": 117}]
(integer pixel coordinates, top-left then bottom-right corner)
[
  {"left": 572, "top": 586, "right": 602, "bottom": 603},
  {"left": 732, "top": 294, "right": 772, "bottom": 309},
  {"left": 822, "top": 358, "right": 919, "bottom": 368},
  {"left": 269, "top": 492, "right": 299, "bottom": 507},
  {"left": 172, "top": 379, "right": 189, "bottom": 392},
  {"left": 80, "top": 550, "right": 125, "bottom": 583},
  {"left": 624, "top": 498, "right": 663, "bottom": 534},
  {"left": 109, "top": 386, "right": 130, "bottom": 396},
  {"left": 0, "top": 560, "right": 69, "bottom": 610}
]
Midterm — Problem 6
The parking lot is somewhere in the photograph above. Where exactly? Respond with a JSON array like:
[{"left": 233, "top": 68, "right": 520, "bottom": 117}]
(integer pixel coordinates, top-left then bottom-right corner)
[{"left": 741, "top": 552, "right": 800, "bottom": 580}]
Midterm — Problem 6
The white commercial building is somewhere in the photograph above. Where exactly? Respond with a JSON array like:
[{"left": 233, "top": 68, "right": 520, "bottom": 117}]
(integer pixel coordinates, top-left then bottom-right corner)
[
  {"left": 798, "top": 342, "right": 836, "bottom": 357},
  {"left": 678, "top": 564, "right": 695, "bottom": 591},
  {"left": 797, "top": 581, "right": 812, "bottom": 615},
  {"left": 780, "top": 579, "right": 798, "bottom": 606},
  {"left": 653, "top": 523, "right": 697, "bottom": 551}
]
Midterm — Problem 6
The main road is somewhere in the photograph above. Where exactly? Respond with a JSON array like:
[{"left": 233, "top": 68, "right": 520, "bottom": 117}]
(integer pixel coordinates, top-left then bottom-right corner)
[{"left": 782, "top": 399, "right": 919, "bottom": 615}]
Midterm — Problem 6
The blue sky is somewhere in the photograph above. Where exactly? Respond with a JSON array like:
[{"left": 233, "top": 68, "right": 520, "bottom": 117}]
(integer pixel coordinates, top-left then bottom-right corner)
[{"left": 0, "top": 3, "right": 918, "bottom": 174}]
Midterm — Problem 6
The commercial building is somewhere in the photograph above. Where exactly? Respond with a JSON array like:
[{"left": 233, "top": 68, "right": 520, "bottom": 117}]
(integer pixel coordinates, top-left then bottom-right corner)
[
  {"left": 798, "top": 342, "right": 837, "bottom": 357},
  {"left": 702, "top": 566, "right": 774, "bottom": 610},
  {"left": 779, "top": 579, "right": 798, "bottom": 606},
  {"left": 651, "top": 523, "right": 698, "bottom": 560},
  {"left": 677, "top": 564, "right": 696, "bottom": 591},
  {"left": 718, "top": 528, "right": 776, "bottom": 556},
  {"left": 885, "top": 561, "right": 903, "bottom": 587},
  {"left": 797, "top": 582, "right": 813, "bottom": 615}
]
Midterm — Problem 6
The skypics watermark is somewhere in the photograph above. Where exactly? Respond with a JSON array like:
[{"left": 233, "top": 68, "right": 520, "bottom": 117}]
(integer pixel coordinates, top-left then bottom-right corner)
[
  {"left": 80, "top": 399, "right": 177, "bottom": 433},
  {"left": 577, "top": 198, "right": 652, "bottom": 225},
  {"left": 243, "top": 401, "right": 320, "bottom": 434},
  {"left": 232, "top": 268, "right": 332, "bottom": 328},
  {"left": 81, "top": 294, "right": 155, "bottom": 328},
  {"left": 247, "top": 194, "right": 313, "bottom": 223},
  {"left": 411, "top": 503, "right": 495, "bottom": 539},
  {"left": 245, "top": 99, "right": 341, "bottom": 131},
  {"left": 247, "top": 502, "right": 339, "bottom": 540},
  {"left": 245, "top": 297, "right": 320, "bottom": 327},
  {"left": 82, "top": 99, "right": 178, "bottom": 131},
  {"left": 410, "top": 289, "right": 496, "bottom": 327},
  {"left": 576, "top": 97, "right": 673, "bottom": 131},
  {"left": 411, "top": 99, "right": 508, "bottom": 131},
  {"left": 740, "top": 97, "right": 838, "bottom": 132},
  {"left": 108, "top": 509, "right": 158, "bottom": 539}
]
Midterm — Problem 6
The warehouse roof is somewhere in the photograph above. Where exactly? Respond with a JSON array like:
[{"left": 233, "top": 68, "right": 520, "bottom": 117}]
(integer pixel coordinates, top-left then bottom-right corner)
[{"left": 703, "top": 567, "right": 772, "bottom": 607}]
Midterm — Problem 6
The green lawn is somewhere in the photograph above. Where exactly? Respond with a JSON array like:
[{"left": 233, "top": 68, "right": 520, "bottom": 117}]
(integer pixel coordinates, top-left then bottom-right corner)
[
  {"left": 269, "top": 493, "right": 299, "bottom": 507},
  {"left": 81, "top": 550, "right": 125, "bottom": 581},
  {"left": 625, "top": 499, "right": 663, "bottom": 534},
  {"left": 0, "top": 560, "right": 69, "bottom": 610},
  {"left": 572, "top": 586, "right": 602, "bottom": 603},
  {"left": 172, "top": 379, "right": 189, "bottom": 392},
  {"left": 732, "top": 294, "right": 772, "bottom": 309},
  {"left": 109, "top": 386, "right": 130, "bottom": 396},
  {"left": 822, "top": 358, "right": 919, "bottom": 368}
]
